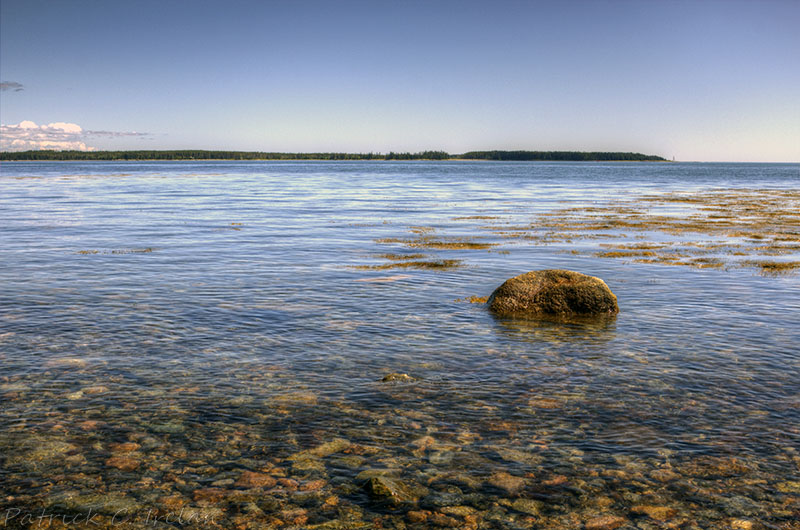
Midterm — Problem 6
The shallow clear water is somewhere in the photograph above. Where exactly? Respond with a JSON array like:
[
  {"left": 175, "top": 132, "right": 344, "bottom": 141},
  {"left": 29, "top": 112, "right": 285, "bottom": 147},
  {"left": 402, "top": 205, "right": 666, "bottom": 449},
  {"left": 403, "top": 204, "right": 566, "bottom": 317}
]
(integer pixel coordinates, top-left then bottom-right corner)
[{"left": 1, "top": 161, "right": 799, "bottom": 529}]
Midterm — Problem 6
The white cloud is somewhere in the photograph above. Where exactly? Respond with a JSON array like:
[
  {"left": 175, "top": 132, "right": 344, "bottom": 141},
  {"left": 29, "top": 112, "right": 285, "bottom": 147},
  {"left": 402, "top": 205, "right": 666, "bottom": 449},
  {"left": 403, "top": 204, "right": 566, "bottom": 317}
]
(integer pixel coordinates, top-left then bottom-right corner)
[
  {"left": 0, "top": 81, "right": 24, "bottom": 92},
  {"left": 0, "top": 121, "right": 150, "bottom": 151}
]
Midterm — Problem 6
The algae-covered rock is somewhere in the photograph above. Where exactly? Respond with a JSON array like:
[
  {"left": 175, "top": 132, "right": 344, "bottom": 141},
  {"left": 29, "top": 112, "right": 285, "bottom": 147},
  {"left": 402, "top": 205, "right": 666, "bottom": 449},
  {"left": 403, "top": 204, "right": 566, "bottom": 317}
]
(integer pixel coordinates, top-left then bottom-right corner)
[
  {"left": 488, "top": 269, "right": 618, "bottom": 318},
  {"left": 585, "top": 515, "right": 628, "bottom": 530},
  {"left": 630, "top": 505, "right": 677, "bottom": 521},
  {"left": 47, "top": 491, "right": 144, "bottom": 516},
  {"left": 487, "top": 472, "right": 526, "bottom": 496},
  {"left": 511, "top": 498, "right": 543, "bottom": 516},
  {"left": 5, "top": 435, "right": 78, "bottom": 471},
  {"left": 381, "top": 373, "right": 415, "bottom": 382},
  {"left": 360, "top": 471, "right": 427, "bottom": 505},
  {"left": 234, "top": 470, "right": 277, "bottom": 489}
]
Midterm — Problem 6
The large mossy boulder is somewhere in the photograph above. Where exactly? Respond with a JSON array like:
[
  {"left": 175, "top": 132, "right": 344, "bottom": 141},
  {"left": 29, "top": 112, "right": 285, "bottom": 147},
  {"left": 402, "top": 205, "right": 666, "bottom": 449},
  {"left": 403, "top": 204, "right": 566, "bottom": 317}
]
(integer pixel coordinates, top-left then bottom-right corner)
[{"left": 488, "top": 269, "right": 618, "bottom": 318}]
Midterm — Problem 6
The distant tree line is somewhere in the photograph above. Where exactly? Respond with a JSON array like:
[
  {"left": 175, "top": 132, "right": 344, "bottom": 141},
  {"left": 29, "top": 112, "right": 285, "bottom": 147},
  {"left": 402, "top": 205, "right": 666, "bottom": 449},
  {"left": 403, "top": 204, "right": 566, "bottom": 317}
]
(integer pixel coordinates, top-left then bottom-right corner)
[
  {"left": 0, "top": 150, "right": 452, "bottom": 161},
  {"left": 0, "top": 149, "right": 666, "bottom": 161},
  {"left": 459, "top": 151, "right": 667, "bottom": 161}
]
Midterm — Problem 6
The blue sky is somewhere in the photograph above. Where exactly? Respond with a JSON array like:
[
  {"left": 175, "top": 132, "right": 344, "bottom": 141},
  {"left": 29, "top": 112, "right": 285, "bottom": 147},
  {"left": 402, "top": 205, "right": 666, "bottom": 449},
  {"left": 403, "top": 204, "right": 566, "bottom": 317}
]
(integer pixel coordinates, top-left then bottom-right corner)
[{"left": 1, "top": 0, "right": 798, "bottom": 161}]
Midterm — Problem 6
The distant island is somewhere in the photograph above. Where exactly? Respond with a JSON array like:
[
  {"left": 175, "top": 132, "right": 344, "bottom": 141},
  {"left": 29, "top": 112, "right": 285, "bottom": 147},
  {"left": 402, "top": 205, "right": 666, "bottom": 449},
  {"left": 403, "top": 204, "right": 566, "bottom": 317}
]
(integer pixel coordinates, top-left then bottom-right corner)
[{"left": 0, "top": 150, "right": 667, "bottom": 161}]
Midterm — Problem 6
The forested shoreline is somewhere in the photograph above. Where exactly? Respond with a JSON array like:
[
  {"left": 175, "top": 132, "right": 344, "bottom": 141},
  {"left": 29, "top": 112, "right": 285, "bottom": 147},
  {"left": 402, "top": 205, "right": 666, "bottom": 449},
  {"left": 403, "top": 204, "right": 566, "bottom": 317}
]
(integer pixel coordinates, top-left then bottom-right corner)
[{"left": 0, "top": 149, "right": 667, "bottom": 161}]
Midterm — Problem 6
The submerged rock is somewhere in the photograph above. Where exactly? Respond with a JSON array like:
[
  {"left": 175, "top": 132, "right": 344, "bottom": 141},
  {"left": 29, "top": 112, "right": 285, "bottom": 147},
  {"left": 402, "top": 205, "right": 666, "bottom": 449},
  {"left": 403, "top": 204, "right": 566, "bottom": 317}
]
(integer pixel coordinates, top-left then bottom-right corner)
[
  {"left": 630, "top": 505, "right": 677, "bottom": 521},
  {"left": 585, "top": 515, "right": 628, "bottom": 530},
  {"left": 495, "top": 447, "right": 544, "bottom": 467},
  {"left": 487, "top": 472, "right": 526, "bottom": 496},
  {"left": 359, "top": 470, "right": 427, "bottom": 505},
  {"left": 105, "top": 454, "right": 141, "bottom": 471},
  {"left": 6, "top": 436, "right": 77, "bottom": 471},
  {"left": 364, "top": 475, "right": 422, "bottom": 505},
  {"left": 48, "top": 491, "right": 143, "bottom": 516},
  {"left": 306, "top": 437, "right": 351, "bottom": 457},
  {"left": 288, "top": 437, "right": 350, "bottom": 464},
  {"left": 511, "top": 498, "right": 543, "bottom": 516},
  {"left": 151, "top": 421, "right": 186, "bottom": 434},
  {"left": 235, "top": 470, "right": 277, "bottom": 489},
  {"left": 381, "top": 373, "right": 415, "bottom": 382},
  {"left": 487, "top": 269, "right": 618, "bottom": 318}
]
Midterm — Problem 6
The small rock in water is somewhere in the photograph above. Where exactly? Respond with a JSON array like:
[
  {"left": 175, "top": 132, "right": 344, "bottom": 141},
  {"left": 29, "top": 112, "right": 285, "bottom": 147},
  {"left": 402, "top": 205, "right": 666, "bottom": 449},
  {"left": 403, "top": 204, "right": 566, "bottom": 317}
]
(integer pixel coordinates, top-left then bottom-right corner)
[
  {"left": 78, "top": 420, "right": 101, "bottom": 431},
  {"left": 234, "top": 470, "right": 277, "bottom": 489},
  {"left": 543, "top": 474, "right": 568, "bottom": 486},
  {"left": 411, "top": 435, "right": 436, "bottom": 450},
  {"left": 279, "top": 508, "right": 308, "bottom": 526},
  {"left": 278, "top": 478, "right": 300, "bottom": 490},
  {"left": 650, "top": 468, "right": 681, "bottom": 482},
  {"left": 193, "top": 487, "right": 227, "bottom": 505},
  {"left": 630, "top": 505, "right": 677, "bottom": 521},
  {"left": 109, "top": 442, "right": 140, "bottom": 453},
  {"left": 421, "top": 491, "right": 465, "bottom": 509},
  {"left": 428, "top": 451, "right": 454, "bottom": 465},
  {"left": 300, "top": 479, "right": 327, "bottom": 491},
  {"left": 48, "top": 492, "right": 143, "bottom": 516},
  {"left": 381, "top": 373, "right": 415, "bottom": 382},
  {"left": 440, "top": 505, "right": 476, "bottom": 517},
  {"left": 331, "top": 454, "right": 365, "bottom": 469},
  {"left": 273, "top": 390, "right": 318, "bottom": 405},
  {"left": 7, "top": 437, "right": 78, "bottom": 471},
  {"left": 487, "top": 472, "right": 526, "bottom": 496},
  {"left": 585, "top": 515, "right": 628, "bottom": 530},
  {"left": 406, "top": 510, "right": 430, "bottom": 523},
  {"left": 82, "top": 385, "right": 109, "bottom": 395},
  {"left": 105, "top": 455, "right": 140, "bottom": 471},
  {"left": 528, "top": 397, "right": 565, "bottom": 409},
  {"left": 363, "top": 475, "right": 425, "bottom": 505},
  {"left": 495, "top": 447, "right": 544, "bottom": 466},
  {"left": 45, "top": 358, "right": 88, "bottom": 368},
  {"left": 776, "top": 480, "right": 800, "bottom": 493},
  {"left": 511, "top": 498, "right": 543, "bottom": 515},
  {"left": 726, "top": 519, "right": 762, "bottom": 530},
  {"left": 306, "top": 437, "right": 351, "bottom": 457},
  {"left": 157, "top": 494, "right": 188, "bottom": 510},
  {"left": 428, "top": 512, "right": 460, "bottom": 527},
  {"left": 151, "top": 421, "right": 186, "bottom": 434},
  {"left": 291, "top": 455, "right": 325, "bottom": 472}
]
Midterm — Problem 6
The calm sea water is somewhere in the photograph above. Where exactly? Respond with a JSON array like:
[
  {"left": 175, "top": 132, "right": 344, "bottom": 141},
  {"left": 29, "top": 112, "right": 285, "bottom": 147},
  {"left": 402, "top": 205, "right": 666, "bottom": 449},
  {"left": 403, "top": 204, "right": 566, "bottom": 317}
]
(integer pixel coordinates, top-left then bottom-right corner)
[{"left": 1, "top": 161, "right": 799, "bottom": 528}]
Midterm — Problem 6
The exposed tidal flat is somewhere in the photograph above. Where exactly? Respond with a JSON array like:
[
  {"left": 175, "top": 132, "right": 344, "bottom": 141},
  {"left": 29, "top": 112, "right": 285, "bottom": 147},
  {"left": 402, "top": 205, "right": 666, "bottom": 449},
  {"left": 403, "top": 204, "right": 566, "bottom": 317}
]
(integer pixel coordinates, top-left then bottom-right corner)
[{"left": 0, "top": 161, "right": 799, "bottom": 529}]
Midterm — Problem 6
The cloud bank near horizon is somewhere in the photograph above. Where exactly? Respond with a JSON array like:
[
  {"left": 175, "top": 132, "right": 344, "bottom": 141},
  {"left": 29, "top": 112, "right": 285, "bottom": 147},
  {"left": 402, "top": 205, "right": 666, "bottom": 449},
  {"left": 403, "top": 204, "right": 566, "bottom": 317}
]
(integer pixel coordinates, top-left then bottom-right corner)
[
  {"left": 0, "top": 81, "right": 24, "bottom": 92},
  {"left": 0, "top": 121, "right": 150, "bottom": 151}
]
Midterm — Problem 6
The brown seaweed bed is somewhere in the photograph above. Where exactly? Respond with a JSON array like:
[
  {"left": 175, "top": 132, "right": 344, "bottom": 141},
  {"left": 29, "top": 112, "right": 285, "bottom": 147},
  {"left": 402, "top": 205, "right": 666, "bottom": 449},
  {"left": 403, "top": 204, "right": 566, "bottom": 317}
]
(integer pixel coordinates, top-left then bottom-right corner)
[
  {"left": 354, "top": 188, "right": 800, "bottom": 277},
  {"left": 470, "top": 188, "right": 800, "bottom": 276}
]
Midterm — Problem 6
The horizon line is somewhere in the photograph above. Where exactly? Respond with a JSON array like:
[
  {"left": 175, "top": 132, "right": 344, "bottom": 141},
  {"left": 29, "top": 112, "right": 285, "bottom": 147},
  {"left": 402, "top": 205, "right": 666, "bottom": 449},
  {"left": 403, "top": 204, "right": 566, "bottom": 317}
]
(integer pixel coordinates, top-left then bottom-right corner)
[{"left": 0, "top": 149, "right": 797, "bottom": 164}]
